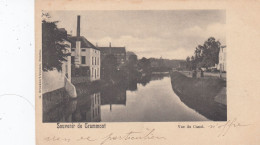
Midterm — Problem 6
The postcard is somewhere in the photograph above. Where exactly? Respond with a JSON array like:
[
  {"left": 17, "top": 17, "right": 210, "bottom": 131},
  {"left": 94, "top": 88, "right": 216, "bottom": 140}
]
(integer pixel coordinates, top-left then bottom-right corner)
[{"left": 35, "top": 0, "right": 260, "bottom": 144}]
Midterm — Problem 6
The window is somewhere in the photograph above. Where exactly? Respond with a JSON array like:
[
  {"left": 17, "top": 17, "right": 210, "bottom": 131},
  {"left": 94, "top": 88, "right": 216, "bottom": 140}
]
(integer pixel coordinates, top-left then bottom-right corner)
[
  {"left": 95, "top": 57, "right": 96, "bottom": 65},
  {"left": 97, "top": 68, "right": 99, "bottom": 77},
  {"left": 92, "top": 57, "right": 94, "bottom": 65},
  {"left": 71, "top": 56, "right": 75, "bottom": 64},
  {"left": 81, "top": 49, "right": 86, "bottom": 52},
  {"left": 92, "top": 68, "right": 94, "bottom": 78},
  {"left": 71, "top": 48, "right": 75, "bottom": 51},
  {"left": 81, "top": 56, "right": 86, "bottom": 64},
  {"left": 97, "top": 57, "right": 99, "bottom": 65},
  {"left": 95, "top": 69, "right": 96, "bottom": 78}
]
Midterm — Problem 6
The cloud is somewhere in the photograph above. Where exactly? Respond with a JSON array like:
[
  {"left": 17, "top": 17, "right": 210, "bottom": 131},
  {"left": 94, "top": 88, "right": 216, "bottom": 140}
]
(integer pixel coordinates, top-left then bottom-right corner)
[
  {"left": 184, "top": 26, "right": 203, "bottom": 35},
  {"left": 89, "top": 35, "right": 178, "bottom": 58},
  {"left": 90, "top": 34, "right": 192, "bottom": 59},
  {"left": 50, "top": 10, "right": 226, "bottom": 60},
  {"left": 183, "top": 23, "right": 226, "bottom": 44},
  {"left": 89, "top": 22, "right": 226, "bottom": 60},
  {"left": 206, "top": 23, "right": 226, "bottom": 44},
  {"left": 159, "top": 47, "right": 194, "bottom": 60}
]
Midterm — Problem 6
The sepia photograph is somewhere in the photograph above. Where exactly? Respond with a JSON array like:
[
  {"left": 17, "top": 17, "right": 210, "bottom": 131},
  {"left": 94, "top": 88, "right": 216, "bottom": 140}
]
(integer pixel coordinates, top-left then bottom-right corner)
[
  {"left": 42, "top": 10, "right": 226, "bottom": 122},
  {"left": 3, "top": 0, "right": 260, "bottom": 144}
]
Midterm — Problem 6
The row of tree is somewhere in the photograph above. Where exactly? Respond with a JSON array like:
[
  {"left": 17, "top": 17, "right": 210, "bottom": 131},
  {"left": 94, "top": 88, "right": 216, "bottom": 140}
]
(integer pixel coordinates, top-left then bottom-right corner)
[
  {"left": 186, "top": 37, "right": 223, "bottom": 70},
  {"left": 42, "top": 13, "right": 70, "bottom": 72}
]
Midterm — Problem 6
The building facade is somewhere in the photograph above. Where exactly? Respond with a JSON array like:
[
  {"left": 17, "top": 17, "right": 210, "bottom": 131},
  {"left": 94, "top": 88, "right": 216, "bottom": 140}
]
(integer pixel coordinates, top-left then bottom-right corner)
[
  {"left": 69, "top": 15, "right": 100, "bottom": 81},
  {"left": 218, "top": 46, "right": 226, "bottom": 72},
  {"left": 98, "top": 43, "right": 126, "bottom": 66}
]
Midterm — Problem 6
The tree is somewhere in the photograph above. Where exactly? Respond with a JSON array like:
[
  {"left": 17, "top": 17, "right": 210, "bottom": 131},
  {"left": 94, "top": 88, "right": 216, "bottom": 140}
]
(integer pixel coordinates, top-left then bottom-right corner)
[
  {"left": 186, "top": 56, "right": 191, "bottom": 70},
  {"left": 190, "top": 56, "right": 196, "bottom": 70},
  {"left": 42, "top": 18, "right": 70, "bottom": 72},
  {"left": 194, "top": 45, "right": 204, "bottom": 68},
  {"left": 199, "top": 37, "right": 221, "bottom": 68},
  {"left": 127, "top": 55, "right": 138, "bottom": 69},
  {"left": 102, "top": 54, "right": 117, "bottom": 81},
  {"left": 187, "top": 37, "right": 222, "bottom": 69},
  {"left": 138, "top": 57, "right": 151, "bottom": 73}
]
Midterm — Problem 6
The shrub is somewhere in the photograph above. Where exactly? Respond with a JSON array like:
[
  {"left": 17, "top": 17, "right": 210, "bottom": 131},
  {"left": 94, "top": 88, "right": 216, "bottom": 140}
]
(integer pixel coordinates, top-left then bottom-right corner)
[{"left": 71, "top": 65, "right": 90, "bottom": 77}]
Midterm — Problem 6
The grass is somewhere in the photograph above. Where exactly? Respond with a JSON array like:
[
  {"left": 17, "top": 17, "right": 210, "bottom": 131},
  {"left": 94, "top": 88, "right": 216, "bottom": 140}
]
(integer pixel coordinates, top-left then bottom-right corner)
[{"left": 170, "top": 71, "right": 227, "bottom": 121}]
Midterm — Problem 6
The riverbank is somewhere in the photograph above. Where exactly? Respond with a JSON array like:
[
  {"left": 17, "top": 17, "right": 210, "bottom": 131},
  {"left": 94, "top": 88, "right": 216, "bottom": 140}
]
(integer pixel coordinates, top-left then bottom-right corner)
[
  {"left": 180, "top": 70, "right": 226, "bottom": 80},
  {"left": 170, "top": 71, "right": 227, "bottom": 121}
]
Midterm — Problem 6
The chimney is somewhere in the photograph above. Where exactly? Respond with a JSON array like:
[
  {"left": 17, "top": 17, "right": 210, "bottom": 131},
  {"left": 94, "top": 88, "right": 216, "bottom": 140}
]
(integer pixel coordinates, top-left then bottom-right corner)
[
  {"left": 77, "top": 15, "right": 80, "bottom": 37},
  {"left": 109, "top": 42, "right": 111, "bottom": 47}
]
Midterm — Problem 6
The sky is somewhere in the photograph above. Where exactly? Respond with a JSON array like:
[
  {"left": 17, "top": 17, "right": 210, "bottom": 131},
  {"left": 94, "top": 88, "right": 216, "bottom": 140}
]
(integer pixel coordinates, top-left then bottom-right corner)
[{"left": 48, "top": 10, "right": 226, "bottom": 60}]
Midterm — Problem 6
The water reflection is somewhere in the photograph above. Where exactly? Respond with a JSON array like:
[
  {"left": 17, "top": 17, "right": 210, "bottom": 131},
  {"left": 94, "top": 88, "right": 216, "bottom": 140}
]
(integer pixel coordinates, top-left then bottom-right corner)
[
  {"left": 72, "top": 92, "right": 101, "bottom": 122},
  {"left": 101, "top": 85, "right": 126, "bottom": 108},
  {"left": 42, "top": 90, "right": 78, "bottom": 122},
  {"left": 43, "top": 73, "right": 209, "bottom": 122}
]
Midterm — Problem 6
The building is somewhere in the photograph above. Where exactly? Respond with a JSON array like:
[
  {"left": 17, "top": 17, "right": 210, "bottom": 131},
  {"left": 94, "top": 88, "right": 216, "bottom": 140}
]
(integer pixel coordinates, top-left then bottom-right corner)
[
  {"left": 98, "top": 43, "right": 126, "bottom": 66},
  {"left": 218, "top": 46, "right": 226, "bottom": 72},
  {"left": 69, "top": 15, "right": 100, "bottom": 81}
]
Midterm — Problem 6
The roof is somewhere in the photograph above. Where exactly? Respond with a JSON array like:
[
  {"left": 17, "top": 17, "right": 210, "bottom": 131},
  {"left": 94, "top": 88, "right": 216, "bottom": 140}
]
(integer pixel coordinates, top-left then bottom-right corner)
[
  {"left": 68, "top": 36, "right": 99, "bottom": 50},
  {"left": 98, "top": 47, "right": 126, "bottom": 54}
]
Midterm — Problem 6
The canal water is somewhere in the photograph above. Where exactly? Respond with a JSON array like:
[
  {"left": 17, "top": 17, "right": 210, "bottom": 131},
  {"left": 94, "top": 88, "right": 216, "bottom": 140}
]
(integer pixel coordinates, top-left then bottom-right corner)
[{"left": 43, "top": 74, "right": 209, "bottom": 122}]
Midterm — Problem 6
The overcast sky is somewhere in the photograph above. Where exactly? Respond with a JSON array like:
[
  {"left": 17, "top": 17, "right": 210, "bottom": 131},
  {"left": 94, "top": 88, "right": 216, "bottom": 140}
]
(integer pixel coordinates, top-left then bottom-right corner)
[{"left": 48, "top": 10, "right": 226, "bottom": 60}]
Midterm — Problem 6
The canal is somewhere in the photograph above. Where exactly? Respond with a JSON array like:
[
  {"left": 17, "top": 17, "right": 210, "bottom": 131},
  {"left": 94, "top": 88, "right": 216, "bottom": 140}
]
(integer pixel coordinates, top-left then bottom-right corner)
[{"left": 43, "top": 74, "right": 209, "bottom": 122}]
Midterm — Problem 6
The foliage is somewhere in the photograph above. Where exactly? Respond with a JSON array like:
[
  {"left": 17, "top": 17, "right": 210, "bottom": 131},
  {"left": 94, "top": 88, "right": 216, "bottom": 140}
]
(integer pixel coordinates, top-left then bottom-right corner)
[
  {"left": 124, "top": 55, "right": 138, "bottom": 76},
  {"left": 138, "top": 57, "right": 151, "bottom": 73},
  {"left": 151, "top": 67, "right": 171, "bottom": 72},
  {"left": 71, "top": 65, "right": 90, "bottom": 77},
  {"left": 127, "top": 55, "right": 138, "bottom": 67},
  {"left": 186, "top": 56, "right": 191, "bottom": 70},
  {"left": 42, "top": 19, "right": 70, "bottom": 72},
  {"left": 102, "top": 54, "right": 118, "bottom": 81},
  {"left": 186, "top": 37, "right": 222, "bottom": 70}
]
